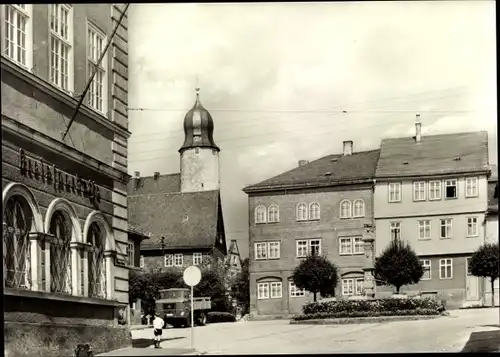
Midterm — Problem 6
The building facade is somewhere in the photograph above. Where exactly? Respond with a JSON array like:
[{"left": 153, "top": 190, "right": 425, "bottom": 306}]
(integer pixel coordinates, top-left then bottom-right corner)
[
  {"left": 243, "top": 142, "right": 380, "bottom": 316},
  {"left": 374, "top": 122, "right": 490, "bottom": 308},
  {"left": 485, "top": 165, "right": 498, "bottom": 306},
  {"left": 128, "top": 90, "right": 227, "bottom": 274},
  {"left": 2, "top": 4, "right": 132, "bottom": 356}
]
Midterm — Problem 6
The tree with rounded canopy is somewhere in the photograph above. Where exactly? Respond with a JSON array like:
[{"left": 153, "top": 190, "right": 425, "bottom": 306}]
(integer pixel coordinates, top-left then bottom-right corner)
[
  {"left": 374, "top": 239, "right": 424, "bottom": 294},
  {"left": 469, "top": 243, "right": 499, "bottom": 306},
  {"left": 292, "top": 254, "right": 338, "bottom": 302},
  {"left": 230, "top": 258, "right": 250, "bottom": 314}
]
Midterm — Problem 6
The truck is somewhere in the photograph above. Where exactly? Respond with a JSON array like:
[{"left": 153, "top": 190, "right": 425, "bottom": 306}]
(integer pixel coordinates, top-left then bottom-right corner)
[{"left": 155, "top": 288, "right": 211, "bottom": 328}]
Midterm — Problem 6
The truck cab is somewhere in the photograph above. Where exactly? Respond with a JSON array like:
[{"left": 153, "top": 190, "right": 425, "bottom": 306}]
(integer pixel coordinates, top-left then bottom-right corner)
[{"left": 155, "top": 288, "right": 210, "bottom": 328}]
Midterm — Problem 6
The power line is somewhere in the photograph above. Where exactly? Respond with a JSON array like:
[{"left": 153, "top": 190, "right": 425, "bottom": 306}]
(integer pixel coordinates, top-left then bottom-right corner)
[
  {"left": 128, "top": 87, "right": 482, "bottom": 142},
  {"left": 61, "top": 3, "right": 130, "bottom": 140}
]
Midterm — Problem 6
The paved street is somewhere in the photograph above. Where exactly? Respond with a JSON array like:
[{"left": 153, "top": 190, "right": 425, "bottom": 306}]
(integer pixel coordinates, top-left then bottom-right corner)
[{"left": 99, "top": 308, "right": 498, "bottom": 355}]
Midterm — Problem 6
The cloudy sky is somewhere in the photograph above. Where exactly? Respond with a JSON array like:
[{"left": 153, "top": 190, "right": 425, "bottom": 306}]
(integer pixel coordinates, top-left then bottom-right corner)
[{"left": 127, "top": 1, "right": 497, "bottom": 259}]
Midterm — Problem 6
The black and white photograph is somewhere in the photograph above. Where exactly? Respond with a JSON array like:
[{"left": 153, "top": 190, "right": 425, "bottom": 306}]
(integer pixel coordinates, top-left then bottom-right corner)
[{"left": 1, "top": 1, "right": 498, "bottom": 356}]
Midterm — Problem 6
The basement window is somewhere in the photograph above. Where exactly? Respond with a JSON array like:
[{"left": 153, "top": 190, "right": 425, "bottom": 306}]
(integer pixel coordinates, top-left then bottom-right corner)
[{"left": 445, "top": 179, "right": 457, "bottom": 199}]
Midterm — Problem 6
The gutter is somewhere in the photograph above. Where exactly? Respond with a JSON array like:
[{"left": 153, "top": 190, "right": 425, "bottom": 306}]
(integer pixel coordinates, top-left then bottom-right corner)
[{"left": 243, "top": 177, "right": 374, "bottom": 194}]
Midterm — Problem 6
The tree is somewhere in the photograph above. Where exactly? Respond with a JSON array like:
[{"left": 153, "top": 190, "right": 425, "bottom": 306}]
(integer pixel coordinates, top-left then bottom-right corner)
[
  {"left": 469, "top": 243, "right": 499, "bottom": 306},
  {"left": 374, "top": 239, "right": 424, "bottom": 294},
  {"left": 129, "top": 270, "right": 161, "bottom": 315},
  {"left": 230, "top": 258, "right": 250, "bottom": 314},
  {"left": 292, "top": 254, "right": 338, "bottom": 302}
]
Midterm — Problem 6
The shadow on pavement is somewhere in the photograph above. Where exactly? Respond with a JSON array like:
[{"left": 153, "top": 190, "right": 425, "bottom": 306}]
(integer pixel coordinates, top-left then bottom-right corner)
[
  {"left": 461, "top": 330, "right": 500, "bottom": 353},
  {"left": 132, "top": 337, "right": 185, "bottom": 348},
  {"left": 480, "top": 325, "right": 500, "bottom": 329}
]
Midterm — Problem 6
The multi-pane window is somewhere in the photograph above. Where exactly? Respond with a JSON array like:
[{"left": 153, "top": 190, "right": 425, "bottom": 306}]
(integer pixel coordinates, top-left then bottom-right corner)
[
  {"left": 342, "top": 278, "right": 364, "bottom": 296},
  {"left": 465, "top": 177, "right": 478, "bottom": 198},
  {"left": 3, "top": 195, "right": 33, "bottom": 290},
  {"left": 413, "top": 181, "right": 426, "bottom": 201},
  {"left": 255, "top": 205, "right": 267, "bottom": 224},
  {"left": 193, "top": 252, "right": 203, "bottom": 265},
  {"left": 296, "top": 203, "right": 308, "bottom": 221},
  {"left": 289, "top": 282, "right": 306, "bottom": 297},
  {"left": 467, "top": 217, "right": 478, "bottom": 237},
  {"left": 439, "top": 258, "right": 453, "bottom": 279},
  {"left": 139, "top": 255, "right": 144, "bottom": 268},
  {"left": 174, "top": 253, "right": 183, "bottom": 267},
  {"left": 255, "top": 242, "right": 267, "bottom": 260},
  {"left": 353, "top": 199, "right": 365, "bottom": 218},
  {"left": 340, "top": 200, "right": 351, "bottom": 219},
  {"left": 268, "top": 241, "right": 280, "bottom": 259},
  {"left": 339, "top": 237, "right": 364, "bottom": 255},
  {"left": 126, "top": 242, "right": 134, "bottom": 266},
  {"left": 388, "top": 182, "right": 401, "bottom": 202},
  {"left": 417, "top": 220, "right": 431, "bottom": 240},
  {"left": 49, "top": 4, "right": 73, "bottom": 91},
  {"left": 445, "top": 179, "right": 457, "bottom": 199},
  {"left": 49, "top": 211, "right": 73, "bottom": 294},
  {"left": 296, "top": 239, "right": 322, "bottom": 257},
  {"left": 428, "top": 181, "right": 442, "bottom": 200},
  {"left": 268, "top": 205, "right": 279, "bottom": 223},
  {"left": 440, "top": 219, "right": 452, "bottom": 239},
  {"left": 3, "top": 4, "right": 31, "bottom": 68},
  {"left": 390, "top": 222, "right": 401, "bottom": 241},
  {"left": 87, "top": 222, "right": 106, "bottom": 298},
  {"left": 87, "top": 23, "right": 107, "bottom": 113},
  {"left": 309, "top": 202, "right": 320, "bottom": 220},
  {"left": 420, "top": 259, "right": 431, "bottom": 280},
  {"left": 257, "top": 283, "right": 269, "bottom": 299},
  {"left": 270, "top": 282, "right": 282, "bottom": 298},
  {"left": 164, "top": 254, "right": 173, "bottom": 267}
]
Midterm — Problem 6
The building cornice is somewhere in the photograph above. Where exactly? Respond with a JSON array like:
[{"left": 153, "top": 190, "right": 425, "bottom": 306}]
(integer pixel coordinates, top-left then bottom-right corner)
[
  {"left": 2, "top": 116, "right": 130, "bottom": 183},
  {"left": 1, "top": 56, "right": 131, "bottom": 139},
  {"left": 242, "top": 178, "right": 374, "bottom": 194}
]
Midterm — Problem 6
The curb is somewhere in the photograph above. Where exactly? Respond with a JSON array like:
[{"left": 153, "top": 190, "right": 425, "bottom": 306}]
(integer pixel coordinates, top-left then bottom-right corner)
[{"left": 290, "top": 314, "right": 443, "bottom": 325}]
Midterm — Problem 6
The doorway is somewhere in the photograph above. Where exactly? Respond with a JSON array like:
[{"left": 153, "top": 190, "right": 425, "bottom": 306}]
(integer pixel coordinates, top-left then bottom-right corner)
[{"left": 466, "top": 257, "right": 479, "bottom": 301}]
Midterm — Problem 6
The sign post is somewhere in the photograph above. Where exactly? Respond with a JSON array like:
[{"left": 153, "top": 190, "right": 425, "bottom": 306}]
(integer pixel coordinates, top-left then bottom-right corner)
[{"left": 183, "top": 266, "right": 201, "bottom": 351}]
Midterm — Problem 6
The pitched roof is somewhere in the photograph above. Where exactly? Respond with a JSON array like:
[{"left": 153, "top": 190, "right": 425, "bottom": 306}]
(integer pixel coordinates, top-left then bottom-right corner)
[
  {"left": 243, "top": 149, "right": 381, "bottom": 192},
  {"left": 375, "top": 131, "right": 489, "bottom": 178},
  {"left": 128, "top": 190, "right": 220, "bottom": 250},
  {"left": 128, "top": 225, "right": 151, "bottom": 239},
  {"left": 127, "top": 173, "right": 181, "bottom": 195}
]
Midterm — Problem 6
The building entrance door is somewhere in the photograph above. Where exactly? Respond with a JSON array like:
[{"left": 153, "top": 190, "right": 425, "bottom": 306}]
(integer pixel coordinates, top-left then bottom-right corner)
[{"left": 466, "top": 257, "right": 479, "bottom": 301}]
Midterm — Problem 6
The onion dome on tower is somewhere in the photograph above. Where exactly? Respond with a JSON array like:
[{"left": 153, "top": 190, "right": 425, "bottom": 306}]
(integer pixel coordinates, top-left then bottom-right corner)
[{"left": 179, "top": 88, "right": 220, "bottom": 153}]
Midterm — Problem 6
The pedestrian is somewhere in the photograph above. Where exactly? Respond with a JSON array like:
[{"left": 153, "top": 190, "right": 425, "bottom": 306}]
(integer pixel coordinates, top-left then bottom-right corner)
[{"left": 152, "top": 312, "right": 165, "bottom": 349}]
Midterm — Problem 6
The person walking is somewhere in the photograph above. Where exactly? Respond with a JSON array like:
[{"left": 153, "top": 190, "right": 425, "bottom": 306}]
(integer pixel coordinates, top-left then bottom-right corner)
[{"left": 152, "top": 312, "right": 165, "bottom": 349}]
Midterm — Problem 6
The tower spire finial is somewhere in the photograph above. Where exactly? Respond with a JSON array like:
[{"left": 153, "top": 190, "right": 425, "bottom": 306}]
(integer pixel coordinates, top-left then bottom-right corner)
[{"left": 195, "top": 73, "right": 200, "bottom": 99}]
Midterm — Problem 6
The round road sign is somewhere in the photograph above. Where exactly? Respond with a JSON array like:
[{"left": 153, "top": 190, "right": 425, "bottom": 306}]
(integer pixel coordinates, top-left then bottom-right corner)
[{"left": 183, "top": 265, "right": 201, "bottom": 287}]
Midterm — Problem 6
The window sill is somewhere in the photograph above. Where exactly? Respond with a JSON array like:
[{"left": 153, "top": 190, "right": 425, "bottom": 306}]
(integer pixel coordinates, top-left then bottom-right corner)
[
  {"left": 444, "top": 197, "right": 458, "bottom": 200},
  {"left": 440, "top": 237, "right": 452, "bottom": 240},
  {"left": 4, "top": 287, "right": 122, "bottom": 307},
  {"left": 420, "top": 278, "right": 432, "bottom": 281},
  {"left": 352, "top": 215, "right": 365, "bottom": 219},
  {"left": 417, "top": 238, "right": 432, "bottom": 241},
  {"left": 465, "top": 195, "right": 479, "bottom": 199},
  {"left": 429, "top": 198, "right": 442, "bottom": 201},
  {"left": 439, "top": 277, "right": 453, "bottom": 280},
  {"left": 466, "top": 235, "right": 479, "bottom": 238},
  {"left": 388, "top": 201, "right": 402, "bottom": 203},
  {"left": 340, "top": 217, "right": 352, "bottom": 220}
]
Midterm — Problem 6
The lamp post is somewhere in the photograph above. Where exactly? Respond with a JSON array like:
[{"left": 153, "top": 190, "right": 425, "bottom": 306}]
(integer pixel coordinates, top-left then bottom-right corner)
[{"left": 160, "top": 236, "right": 165, "bottom": 271}]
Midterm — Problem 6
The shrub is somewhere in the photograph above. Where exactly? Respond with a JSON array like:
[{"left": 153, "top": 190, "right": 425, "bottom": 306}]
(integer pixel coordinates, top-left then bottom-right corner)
[
  {"left": 207, "top": 311, "right": 236, "bottom": 323},
  {"left": 300, "top": 297, "right": 445, "bottom": 318},
  {"left": 294, "top": 308, "right": 441, "bottom": 321},
  {"left": 292, "top": 255, "right": 338, "bottom": 302}
]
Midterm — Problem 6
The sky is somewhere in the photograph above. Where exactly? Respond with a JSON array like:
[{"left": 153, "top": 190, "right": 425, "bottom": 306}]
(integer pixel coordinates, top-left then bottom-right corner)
[{"left": 127, "top": 1, "right": 497, "bottom": 259}]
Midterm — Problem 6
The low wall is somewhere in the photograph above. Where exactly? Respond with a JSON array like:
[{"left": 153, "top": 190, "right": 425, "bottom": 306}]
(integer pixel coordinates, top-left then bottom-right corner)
[
  {"left": 5, "top": 321, "right": 131, "bottom": 357},
  {"left": 4, "top": 288, "right": 132, "bottom": 356}
]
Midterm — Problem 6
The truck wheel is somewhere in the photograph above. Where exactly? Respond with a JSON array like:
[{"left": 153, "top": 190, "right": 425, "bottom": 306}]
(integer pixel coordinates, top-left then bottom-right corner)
[
  {"left": 184, "top": 317, "right": 191, "bottom": 328},
  {"left": 198, "top": 313, "right": 207, "bottom": 326}
]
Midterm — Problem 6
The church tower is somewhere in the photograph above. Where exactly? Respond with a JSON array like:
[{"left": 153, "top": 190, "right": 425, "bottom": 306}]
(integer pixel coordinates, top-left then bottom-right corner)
[{"left": 179, "top": 89, "right": 221, "bottom": 193}]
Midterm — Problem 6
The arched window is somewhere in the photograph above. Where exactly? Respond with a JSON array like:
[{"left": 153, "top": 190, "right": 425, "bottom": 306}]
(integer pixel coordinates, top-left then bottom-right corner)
[
  {"left": 87, "top": 222, "right": 106, "bottom": 298},
  {"left": 255, "top": 205, "right": 267, "bottom": 224},
  {"left": 3, "top": 195, "right": 33, "bottom": 289},
  {"left": 353, "top": 199, "right": 365, "bottom": 218},
  {"left": 309, "top": 202, "right": 320, "bottom": 220},
  {"left": 268, "top": 205, "right": 279, "bottom": 223},
  {"left": 340, "top": 200, "right": 352, "bottom": 219},
  {"left": 49, "top": 211, "right": 73, "bottom": 294},
  {"left": 296, "top": 203, "right": 308, "bottom": 221}
]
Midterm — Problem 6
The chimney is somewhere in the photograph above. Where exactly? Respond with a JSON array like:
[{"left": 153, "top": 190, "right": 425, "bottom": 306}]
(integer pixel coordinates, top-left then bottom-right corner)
[
  {"left": 298, "top": 160, "right": 309, "bottom": 167},
  {"left": 134, "top": 171, "right": 140, "bottom": 178},
  {"left": 415, "top": 114, "right": 422, "bottom": 143},
  {"left": 154, "top": 172, "right": 160, "bottom": 180},
  {"left": 343, "top": 141, "right": 353, "bottom": 156}
]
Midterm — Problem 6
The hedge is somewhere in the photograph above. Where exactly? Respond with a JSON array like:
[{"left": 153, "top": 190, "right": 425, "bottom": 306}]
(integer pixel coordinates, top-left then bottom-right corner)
[
  {"left": 295, "top": 297, "right": 446, "bottom": 321},
  {"left": 206, "top": 311, "right": 236, "bottom": 323}
]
